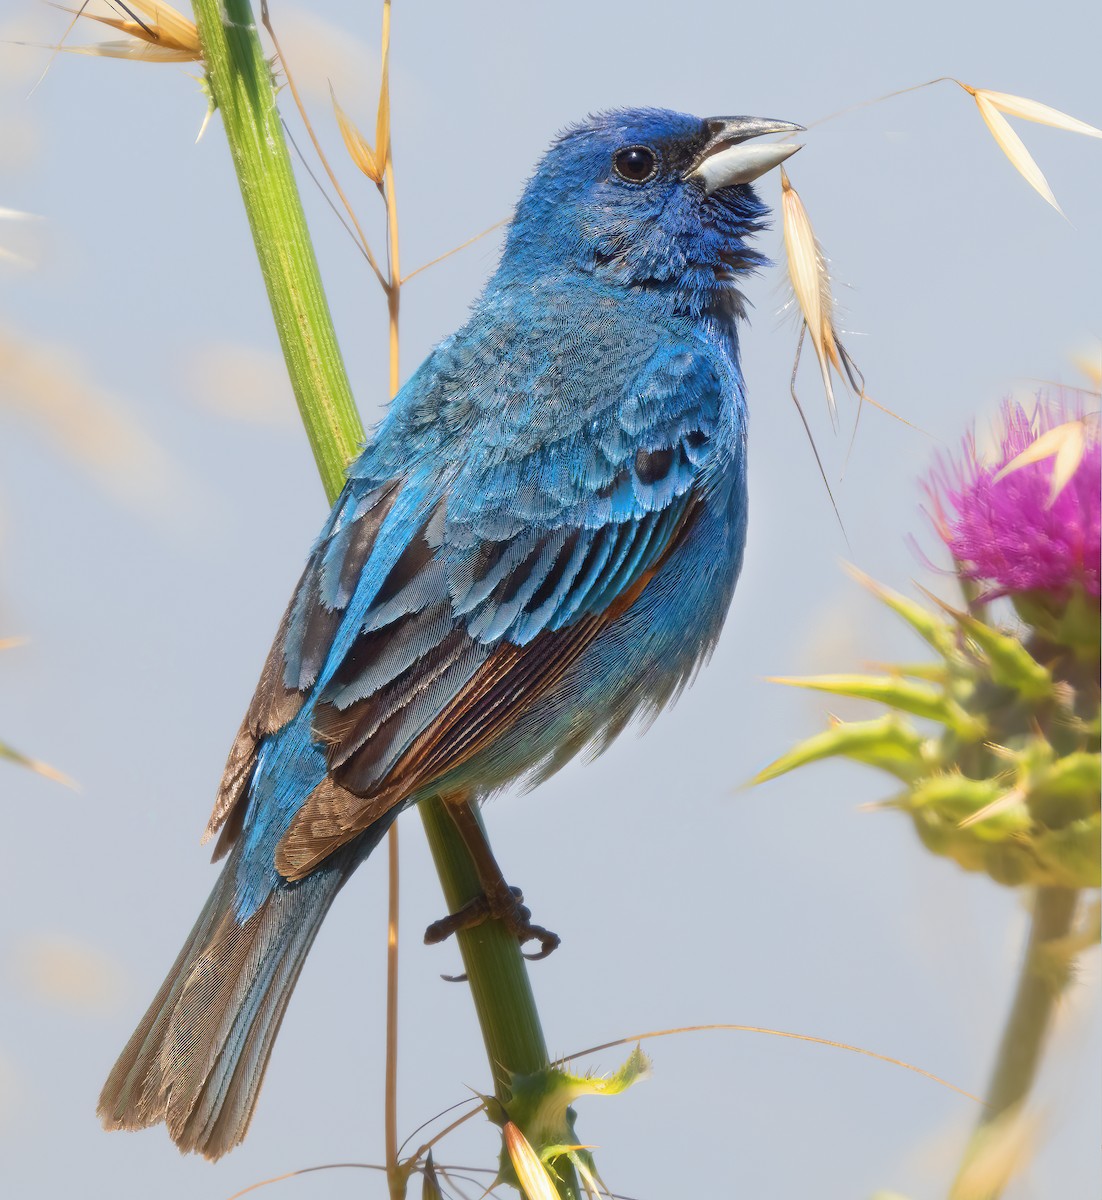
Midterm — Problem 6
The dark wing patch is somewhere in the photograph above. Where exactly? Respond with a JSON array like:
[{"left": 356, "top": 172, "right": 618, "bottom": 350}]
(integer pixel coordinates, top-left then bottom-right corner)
[
  {"left": 318, "top": 626, "right": 486, "bottom": 789},
  {"left": 634, "top": 447, "right": 674, "bottom": 485},
  {"left": 204, "top": 481, "right": 399, "bottom": 855},
  {"left": 283, "top": 483, "right": 401, "bottom": 691},
  {"left": 295, "top": 506, "right": 682, "bottom": 840},
  {"left": 274, "top": 497, "right": 701, "bottom": 879}
]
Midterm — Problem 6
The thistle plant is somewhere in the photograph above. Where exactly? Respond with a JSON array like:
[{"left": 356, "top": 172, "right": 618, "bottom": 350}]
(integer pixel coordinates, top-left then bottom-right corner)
[{"left": 756, "top": 393, "right": 1100, "bottom": 1198}]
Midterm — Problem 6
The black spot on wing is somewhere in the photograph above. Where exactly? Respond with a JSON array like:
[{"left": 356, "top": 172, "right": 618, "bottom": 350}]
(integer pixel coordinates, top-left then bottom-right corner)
[
  {"left": 685, "top": 429, "right": 708, "bottom": 449},
  {"left": 634, "top": 447, "right": 674, "bottom": 485}
]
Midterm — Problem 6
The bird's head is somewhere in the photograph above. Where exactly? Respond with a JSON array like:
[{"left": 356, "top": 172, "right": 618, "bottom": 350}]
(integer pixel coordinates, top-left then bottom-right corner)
[{"left": 497, "top": 107, "right": 802, "bottom": 313}]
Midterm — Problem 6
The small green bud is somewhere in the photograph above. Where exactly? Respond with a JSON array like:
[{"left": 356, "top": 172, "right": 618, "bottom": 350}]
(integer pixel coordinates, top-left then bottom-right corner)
[
  {"left": 1026, "top": 752, "right": 1101, "bottom": 826},
  {"left": 1014, "top": 586, "right": 1101, "bottom": 662},
  {"left": 751, "top": 714, "right": 928, "bottom": 785},
  {"left": 1033, "top": 814, "right": 1102, "bottom": 889}
]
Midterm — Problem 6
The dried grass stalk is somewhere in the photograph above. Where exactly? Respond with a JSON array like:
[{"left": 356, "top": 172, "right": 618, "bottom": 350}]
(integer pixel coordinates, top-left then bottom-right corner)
[
  {"left": 951, "top": 1106, "right": 1037, "bottom": 1200},
  {"left": 53, "top": 0, "right": 200, "bottom": 62},
  {"left": 1, "top": 639, "right": 75, "bottom": 787},
  {"left": 973, "top": 93, "right": 1061, "bottom": 213},
  {"left": 420, "top": 1151, "right": 443, "bottom": 1200},
  {"left": 0, "top": 737, "right": 75, "bottom": 786}
]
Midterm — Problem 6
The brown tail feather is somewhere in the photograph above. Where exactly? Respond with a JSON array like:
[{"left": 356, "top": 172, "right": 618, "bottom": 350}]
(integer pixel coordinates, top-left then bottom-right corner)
[{"left": 98, "top": 846, "right": 348, "bottom": 1159}]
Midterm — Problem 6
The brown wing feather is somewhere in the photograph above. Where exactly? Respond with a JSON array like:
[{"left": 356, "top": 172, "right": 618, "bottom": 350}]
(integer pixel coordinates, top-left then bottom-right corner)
[
  {"left": 204, "top": 480, "right": 400, "bottom": 855},
  {"left": 204, "top": 618, "right": 305, "bottom": 854},
  {"left": 274, "top": 500, "right": 699, "bottom": 880}
]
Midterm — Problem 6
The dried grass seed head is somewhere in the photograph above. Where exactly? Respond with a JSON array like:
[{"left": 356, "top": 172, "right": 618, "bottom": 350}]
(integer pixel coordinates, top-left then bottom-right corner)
[
  {"left": 959, "top": 82, "right": 1102, "bottom": 213},
  {"left": 55, "top": 0, "right": 200, "bottom": 62}
]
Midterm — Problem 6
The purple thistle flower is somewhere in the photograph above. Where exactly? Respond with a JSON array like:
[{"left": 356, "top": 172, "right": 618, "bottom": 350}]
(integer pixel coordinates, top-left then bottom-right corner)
[{"left": 927, "top": 395, "right": 1101, "bottom": 603}]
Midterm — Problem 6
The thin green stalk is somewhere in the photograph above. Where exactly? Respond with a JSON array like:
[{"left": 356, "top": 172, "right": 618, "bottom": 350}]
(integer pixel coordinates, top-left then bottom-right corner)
[
  {"left": 191, "top": 0, "right": 364, "bottom": 495},
  {"left": 419, "top": 798, "right": 551, "bottom": 1082},
  {"left": 189, "top": 4, "right": 576, "bottom": 1193},
  {"left": 420, "top": 799, "right": 580, "bottom": 1200},
  {"left": 949, "top": 886, "right": 1081, "bottom": 1199}
]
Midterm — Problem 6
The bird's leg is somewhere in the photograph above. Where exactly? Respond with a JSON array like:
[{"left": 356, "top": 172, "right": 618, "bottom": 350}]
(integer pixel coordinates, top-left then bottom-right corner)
[{"left": 423, "top": 794, "right": 560, "bottom": 960}]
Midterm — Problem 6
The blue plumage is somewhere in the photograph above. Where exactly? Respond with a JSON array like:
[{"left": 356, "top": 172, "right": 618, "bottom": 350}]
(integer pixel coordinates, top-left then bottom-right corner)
[{"left": 99, "top": 107, "right": 800, "bottom": 1157}]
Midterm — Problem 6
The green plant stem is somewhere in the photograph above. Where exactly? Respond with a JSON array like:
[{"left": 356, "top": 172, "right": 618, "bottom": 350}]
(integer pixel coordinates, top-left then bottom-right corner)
[
  {"left": 191, "top": 0, "right": 364, "bottom": 496},
  {"left": 420, "top": 799, "right": 579, "bottom": 1199},
  {"left": 419, "top": 799, "right": 552, "bottom": 1081},
  {"left": 189, "top": 5, "right": 575, "bottom": 1194},
  {"left": 949, "top": 886, "right": 1080, "bottom": 1199},
  {"left": 982, "top": 887, "right": 1079, "bottom": 1117}
]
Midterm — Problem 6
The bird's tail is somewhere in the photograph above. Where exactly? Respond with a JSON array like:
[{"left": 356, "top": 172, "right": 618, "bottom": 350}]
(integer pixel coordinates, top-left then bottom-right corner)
[{"left": 98, "top": 839, "right": 359, "bottom": 1160}]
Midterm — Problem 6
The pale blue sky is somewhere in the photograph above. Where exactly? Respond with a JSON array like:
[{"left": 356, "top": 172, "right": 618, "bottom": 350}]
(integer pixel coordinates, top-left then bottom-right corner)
[{"left": 0, "top": 1, "right": 1099, "bottom": 1197}]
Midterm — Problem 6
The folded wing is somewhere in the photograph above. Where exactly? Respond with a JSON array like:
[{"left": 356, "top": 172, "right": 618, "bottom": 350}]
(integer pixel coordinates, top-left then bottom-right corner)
[{"left": 206, "top": 336, "right": 724, "bottom": 878}]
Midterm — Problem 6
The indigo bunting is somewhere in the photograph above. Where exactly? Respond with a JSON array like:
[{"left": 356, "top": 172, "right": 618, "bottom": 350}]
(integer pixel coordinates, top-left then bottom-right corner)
[{"left": 99, "top": 108, "right": 800, "bottom": 1158}]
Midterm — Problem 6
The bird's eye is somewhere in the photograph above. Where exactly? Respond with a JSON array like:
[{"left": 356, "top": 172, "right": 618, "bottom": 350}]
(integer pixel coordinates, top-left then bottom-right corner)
[{"left": 613, "top": 146, "right": 657, "bottom": 184}]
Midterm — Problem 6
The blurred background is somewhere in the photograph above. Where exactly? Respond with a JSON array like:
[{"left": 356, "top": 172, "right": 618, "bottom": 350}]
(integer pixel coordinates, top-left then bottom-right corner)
[{"left": 0, "top": 1, "right": 1099, "bottom": 1196}]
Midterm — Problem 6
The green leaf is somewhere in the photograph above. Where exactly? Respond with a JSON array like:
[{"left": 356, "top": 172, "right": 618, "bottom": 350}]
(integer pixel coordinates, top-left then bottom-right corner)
[
  {"left": 846, "top": 565, "right": 959, "bottom": 659},
  {"left": 750, "top": 715, "right": 928, "bottom": 785},
  {"left": 870, "top": 661, "right": 952, "bottom": 682},
  {"left": 506, "top": 1048, "right": 652, "bottom": 1156},
  {"left": 951, "top": 609, "right": 1052, "bottom": 699},
  {"left": 1014, "top": 586, "right": 1102, "bottom": 662},
  {"left": 767, "top": 674, "right": 985, "bottom": 739}
]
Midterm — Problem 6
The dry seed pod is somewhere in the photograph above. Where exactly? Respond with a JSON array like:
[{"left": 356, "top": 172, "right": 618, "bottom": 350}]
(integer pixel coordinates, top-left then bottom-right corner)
[{"left": 330, "top": 86, "right": 383, "bottom": 184}]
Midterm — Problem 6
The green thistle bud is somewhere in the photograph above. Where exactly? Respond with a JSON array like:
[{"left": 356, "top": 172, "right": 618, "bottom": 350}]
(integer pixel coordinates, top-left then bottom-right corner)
[
  {"left": 756, "top": 577, "right": 1100, "bottom": 889},
  {"left": 757, "top": 396, "right": 1100, "bottom": 889},
  {"left": 758, "top": 585, "right": 1102, "bottom": 888}
]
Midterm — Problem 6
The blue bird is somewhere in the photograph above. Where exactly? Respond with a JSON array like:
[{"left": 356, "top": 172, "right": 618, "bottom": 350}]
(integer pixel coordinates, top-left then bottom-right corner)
[{"left": 98, "top": 107, "right": 800, "bottom": 1158}]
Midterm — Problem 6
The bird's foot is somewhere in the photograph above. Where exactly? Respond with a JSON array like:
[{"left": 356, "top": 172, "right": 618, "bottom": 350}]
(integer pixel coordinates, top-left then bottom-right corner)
[{"left": 424, "top": 883, "right": 560, "bottom": 961}]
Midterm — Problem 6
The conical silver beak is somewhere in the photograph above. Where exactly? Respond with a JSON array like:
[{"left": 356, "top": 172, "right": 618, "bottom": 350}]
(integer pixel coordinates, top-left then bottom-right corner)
[{"left": 687, "top": 116, "right": 804, "bottom": 194}]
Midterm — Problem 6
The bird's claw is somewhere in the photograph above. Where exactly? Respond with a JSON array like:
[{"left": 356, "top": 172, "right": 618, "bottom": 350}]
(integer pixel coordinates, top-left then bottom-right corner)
[{"left": 424, "top": 883, "right": 560, "bottom": 962}]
